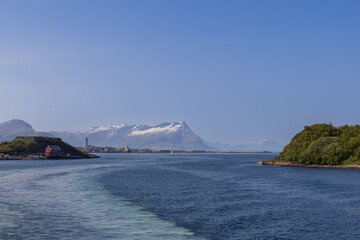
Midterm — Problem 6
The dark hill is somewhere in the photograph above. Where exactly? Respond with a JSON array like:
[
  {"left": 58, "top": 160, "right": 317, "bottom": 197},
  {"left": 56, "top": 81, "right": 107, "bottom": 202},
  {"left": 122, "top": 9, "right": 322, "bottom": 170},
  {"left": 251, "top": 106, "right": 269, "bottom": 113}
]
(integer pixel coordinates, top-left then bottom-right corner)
[{"left": 0, "top": 136, "right": 96, "bottom": 159}]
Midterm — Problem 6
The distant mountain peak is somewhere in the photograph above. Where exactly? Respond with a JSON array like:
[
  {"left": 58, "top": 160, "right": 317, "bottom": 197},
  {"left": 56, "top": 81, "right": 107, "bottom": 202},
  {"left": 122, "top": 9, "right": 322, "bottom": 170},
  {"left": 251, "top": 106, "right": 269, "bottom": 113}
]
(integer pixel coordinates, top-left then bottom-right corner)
[
  {"left": 0, "top": 119, "right": 35, "bottom": 135},
  {"left": 0, "top": 119, "right": 54, "bottom": 141},
  {"left": 256, "top": 139, "right": 271, "bottom": 145},
  {"left": 6, "top": 119, "right": 26, "bottom": 123},
  {"left": 2, "top": 119, "right": 33, "bottom": 127},
  {"left": 128, "top": 122, "right": 184, "bottom": 137},
  {"left": 88, "top": 124, "right": 127, "bottom": 134}
]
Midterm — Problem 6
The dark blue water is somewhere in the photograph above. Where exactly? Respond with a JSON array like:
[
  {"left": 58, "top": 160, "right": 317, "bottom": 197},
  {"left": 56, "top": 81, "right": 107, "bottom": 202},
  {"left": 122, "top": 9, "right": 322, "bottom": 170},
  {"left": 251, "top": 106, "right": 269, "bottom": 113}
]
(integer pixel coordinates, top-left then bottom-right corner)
[{"left": 1, "top": 153, "right": 360, "bottom": 239}]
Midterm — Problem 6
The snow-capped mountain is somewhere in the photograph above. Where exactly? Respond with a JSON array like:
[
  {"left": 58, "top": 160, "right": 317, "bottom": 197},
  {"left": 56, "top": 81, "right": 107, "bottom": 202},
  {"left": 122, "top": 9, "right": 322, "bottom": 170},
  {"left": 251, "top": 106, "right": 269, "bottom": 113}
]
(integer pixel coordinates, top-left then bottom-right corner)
[
  {"left": 51, "top": 121, "right": 211, "bottom": 150},
  {"left": 0, "top": 119, "right": 283, "bottom": 152},
  {"left": 205, "top": 139, "right": 284, "bottom": 152}
]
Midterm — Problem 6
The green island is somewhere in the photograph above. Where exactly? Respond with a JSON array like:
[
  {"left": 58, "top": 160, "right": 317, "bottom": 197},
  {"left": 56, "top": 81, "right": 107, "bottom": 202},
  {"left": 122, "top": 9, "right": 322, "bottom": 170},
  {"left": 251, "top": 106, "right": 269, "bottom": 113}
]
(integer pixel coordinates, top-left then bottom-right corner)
[
  {"left": 258, "top": 123, "right": 360, "bottom": 169},
  {"left": 0, "top": 136, "right": 98, "bottom": 160}
]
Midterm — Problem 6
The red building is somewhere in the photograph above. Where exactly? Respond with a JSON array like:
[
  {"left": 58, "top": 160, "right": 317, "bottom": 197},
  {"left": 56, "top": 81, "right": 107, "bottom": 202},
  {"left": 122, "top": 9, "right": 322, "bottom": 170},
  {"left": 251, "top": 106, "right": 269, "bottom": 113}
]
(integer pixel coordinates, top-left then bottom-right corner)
[{"left": 45, "top": 145, "right": 65, "bottom": 158}]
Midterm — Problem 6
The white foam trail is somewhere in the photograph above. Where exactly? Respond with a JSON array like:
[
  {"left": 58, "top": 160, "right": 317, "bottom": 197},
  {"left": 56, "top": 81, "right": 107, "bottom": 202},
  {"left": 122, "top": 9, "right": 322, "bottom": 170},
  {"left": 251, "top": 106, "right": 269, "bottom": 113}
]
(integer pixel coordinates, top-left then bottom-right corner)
[{"left": 0, "top": 164, "right": 203, "bottom": 239}]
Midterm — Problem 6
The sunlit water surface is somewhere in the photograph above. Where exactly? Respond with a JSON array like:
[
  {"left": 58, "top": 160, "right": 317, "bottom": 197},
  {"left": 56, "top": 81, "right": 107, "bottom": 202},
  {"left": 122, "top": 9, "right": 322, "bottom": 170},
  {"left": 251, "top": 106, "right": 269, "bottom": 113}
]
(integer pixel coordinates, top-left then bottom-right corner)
[{"left": 0, "top": 153, "right": 360, "bottom": 239}]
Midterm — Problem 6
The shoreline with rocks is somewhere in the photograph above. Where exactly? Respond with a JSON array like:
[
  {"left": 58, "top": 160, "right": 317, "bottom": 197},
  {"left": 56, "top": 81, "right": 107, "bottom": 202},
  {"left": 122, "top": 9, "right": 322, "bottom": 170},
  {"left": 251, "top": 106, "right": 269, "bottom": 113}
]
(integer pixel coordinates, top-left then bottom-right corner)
[{"left": 257, "top": 160, "right": 360, "bottom": 170}]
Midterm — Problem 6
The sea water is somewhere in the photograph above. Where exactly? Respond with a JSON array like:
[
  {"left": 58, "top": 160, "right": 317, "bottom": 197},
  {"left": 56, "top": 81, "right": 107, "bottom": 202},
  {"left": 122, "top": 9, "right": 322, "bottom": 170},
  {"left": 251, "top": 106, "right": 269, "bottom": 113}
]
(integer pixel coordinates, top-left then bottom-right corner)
[{"left": 0, "top": 153, "right": 360, "bottom": 239}]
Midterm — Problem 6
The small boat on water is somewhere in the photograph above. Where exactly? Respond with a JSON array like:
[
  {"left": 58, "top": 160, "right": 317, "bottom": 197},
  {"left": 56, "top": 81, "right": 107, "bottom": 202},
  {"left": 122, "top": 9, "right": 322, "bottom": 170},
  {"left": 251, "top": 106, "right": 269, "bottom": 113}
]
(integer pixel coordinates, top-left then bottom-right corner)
[{"left": 170, "top": 150, "right": 173, "bottom": 156}]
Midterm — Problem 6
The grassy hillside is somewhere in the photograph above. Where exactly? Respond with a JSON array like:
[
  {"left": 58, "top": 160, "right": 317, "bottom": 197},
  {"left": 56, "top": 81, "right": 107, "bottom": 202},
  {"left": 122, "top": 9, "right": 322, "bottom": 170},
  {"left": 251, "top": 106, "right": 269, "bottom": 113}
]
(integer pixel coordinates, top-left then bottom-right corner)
[
  {"left": 0, "top": 136, "right": 94, "bottom": 158},
  {"left": 276, "top": 124, "right": 360, "bottom": 165}
]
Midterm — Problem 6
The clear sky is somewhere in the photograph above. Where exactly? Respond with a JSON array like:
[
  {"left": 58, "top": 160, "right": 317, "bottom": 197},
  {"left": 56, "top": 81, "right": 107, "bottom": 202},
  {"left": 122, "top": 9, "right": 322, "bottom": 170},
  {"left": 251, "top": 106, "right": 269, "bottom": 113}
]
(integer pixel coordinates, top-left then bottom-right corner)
[{"left": 1, "top": 0, "right": 359, "bottom": 145}]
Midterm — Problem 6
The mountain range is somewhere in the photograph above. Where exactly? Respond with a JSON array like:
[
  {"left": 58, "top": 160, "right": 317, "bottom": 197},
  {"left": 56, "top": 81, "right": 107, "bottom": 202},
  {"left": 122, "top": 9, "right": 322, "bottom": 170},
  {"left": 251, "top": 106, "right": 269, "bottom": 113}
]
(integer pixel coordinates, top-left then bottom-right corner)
[
  {"left": 50, "top": 121, "right": 210, "bottom": 151},
  {"left": 204, "top": 139, "right": 284, "bottom": 152},
  {"left": 0, "top": 119, "right": 284, "bottom": 152}
]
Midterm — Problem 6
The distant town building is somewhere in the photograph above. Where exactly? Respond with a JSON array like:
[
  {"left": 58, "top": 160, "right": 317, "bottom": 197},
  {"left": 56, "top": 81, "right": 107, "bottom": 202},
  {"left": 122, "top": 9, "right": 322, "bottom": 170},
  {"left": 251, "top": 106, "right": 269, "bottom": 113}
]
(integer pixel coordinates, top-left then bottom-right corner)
[
  {"left": 85, "top": 138, "right": 89, "bottom": 152},
  {"left": 124, "top": 146, "right": 131, "bottom": 153},
  {"left": 45, "top": 145, "right": 65, "bottom": 158},
  {"left": 104, "top": 147, "right": 114, "bottom": 152}
]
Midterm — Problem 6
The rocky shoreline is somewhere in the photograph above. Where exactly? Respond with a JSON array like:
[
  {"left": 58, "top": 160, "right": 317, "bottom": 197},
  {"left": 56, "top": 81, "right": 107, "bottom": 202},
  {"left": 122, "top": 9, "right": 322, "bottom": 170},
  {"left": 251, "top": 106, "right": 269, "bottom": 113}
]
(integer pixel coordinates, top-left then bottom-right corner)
[
  {"left": 0, "top": 154, "right": 100, "bottom": 160},
  {"left": 257, "top": 160, "right": 360, "bottom": 170}
]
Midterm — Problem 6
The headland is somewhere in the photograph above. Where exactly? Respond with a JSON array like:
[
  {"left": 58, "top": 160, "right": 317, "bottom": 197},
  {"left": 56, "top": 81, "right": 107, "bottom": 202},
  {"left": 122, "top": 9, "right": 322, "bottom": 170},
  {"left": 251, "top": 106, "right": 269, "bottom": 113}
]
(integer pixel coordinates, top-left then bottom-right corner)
[
  {"left": 258, "top": 123, "right": 360, "bottom": 169},
  {"left": 0, "top": 136, "right": 99, "bottom": 160}
]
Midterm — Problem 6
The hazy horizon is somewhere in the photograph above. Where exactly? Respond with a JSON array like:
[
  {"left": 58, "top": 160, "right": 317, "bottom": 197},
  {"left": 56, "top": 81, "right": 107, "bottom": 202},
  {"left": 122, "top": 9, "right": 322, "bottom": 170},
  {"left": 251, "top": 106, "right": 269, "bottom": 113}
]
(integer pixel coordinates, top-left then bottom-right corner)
[{"left": 1, "top": 0, "right": 359, "bottom": 146}]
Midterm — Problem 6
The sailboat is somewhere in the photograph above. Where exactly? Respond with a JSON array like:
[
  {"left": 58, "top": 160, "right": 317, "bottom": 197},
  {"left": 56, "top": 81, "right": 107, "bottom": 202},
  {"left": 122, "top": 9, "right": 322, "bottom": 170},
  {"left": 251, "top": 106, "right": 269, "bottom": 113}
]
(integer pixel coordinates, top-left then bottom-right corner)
[{"left": 170, "top": 149, "right": 173, "bottom": 156}]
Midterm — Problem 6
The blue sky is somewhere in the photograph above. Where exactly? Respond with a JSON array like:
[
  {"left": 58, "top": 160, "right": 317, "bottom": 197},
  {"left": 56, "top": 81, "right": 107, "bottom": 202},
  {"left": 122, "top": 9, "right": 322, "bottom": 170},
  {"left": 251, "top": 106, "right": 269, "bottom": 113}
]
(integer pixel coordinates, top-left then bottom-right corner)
[{"left": 1, "top": 0, "right": 359, "bottom": 145}]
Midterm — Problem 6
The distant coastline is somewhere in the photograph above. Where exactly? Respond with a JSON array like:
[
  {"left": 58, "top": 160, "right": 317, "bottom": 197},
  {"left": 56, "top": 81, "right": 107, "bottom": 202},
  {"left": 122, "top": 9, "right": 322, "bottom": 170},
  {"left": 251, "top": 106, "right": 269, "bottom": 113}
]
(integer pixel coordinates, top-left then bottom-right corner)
[
  {"left": 89, "top": 149, "right": 272, "bottom": 154},
  {"left": 0, "top": 150, "right": 272, "bottom": 160}
]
